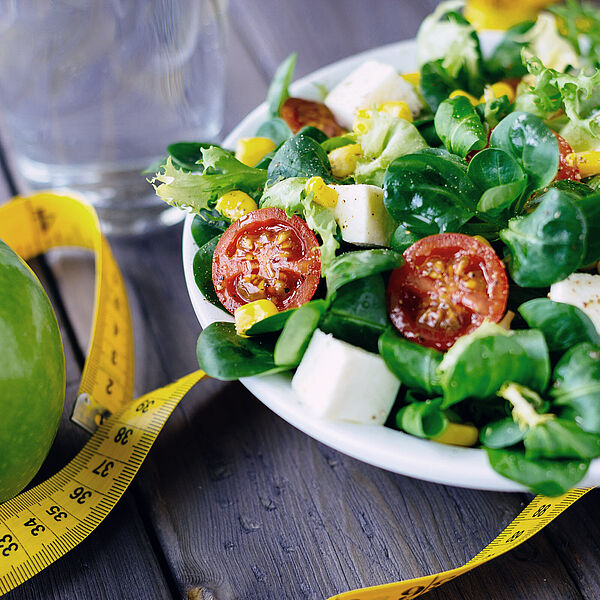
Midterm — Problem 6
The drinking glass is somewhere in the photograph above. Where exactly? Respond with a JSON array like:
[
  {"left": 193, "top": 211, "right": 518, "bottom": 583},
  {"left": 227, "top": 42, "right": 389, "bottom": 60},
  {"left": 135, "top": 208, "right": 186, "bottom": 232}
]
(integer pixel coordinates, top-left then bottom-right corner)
[{"left": 0, "top": 0, "right": 227, "bottom": 234}]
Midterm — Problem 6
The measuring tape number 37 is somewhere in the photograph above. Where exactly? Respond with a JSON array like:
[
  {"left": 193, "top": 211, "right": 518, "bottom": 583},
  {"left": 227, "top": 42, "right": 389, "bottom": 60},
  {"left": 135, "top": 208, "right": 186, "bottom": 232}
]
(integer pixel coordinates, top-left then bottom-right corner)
[{"left": 0, "top": 192, "right": 593, "bottom": 599}]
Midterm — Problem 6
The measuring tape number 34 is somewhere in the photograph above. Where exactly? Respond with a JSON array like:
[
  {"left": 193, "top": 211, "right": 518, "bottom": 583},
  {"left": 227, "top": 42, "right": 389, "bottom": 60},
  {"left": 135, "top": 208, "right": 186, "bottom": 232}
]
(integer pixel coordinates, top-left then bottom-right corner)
[{"left": 0, "top": 192, "right": 593, "bottom": 599}]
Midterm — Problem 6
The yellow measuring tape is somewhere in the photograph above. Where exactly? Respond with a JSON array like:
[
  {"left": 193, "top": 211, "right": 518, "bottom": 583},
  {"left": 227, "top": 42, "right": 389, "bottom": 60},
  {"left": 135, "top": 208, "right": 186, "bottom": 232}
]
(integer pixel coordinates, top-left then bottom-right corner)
[{"left": 0, "top": 192, "right": 593, "bottom": 598}]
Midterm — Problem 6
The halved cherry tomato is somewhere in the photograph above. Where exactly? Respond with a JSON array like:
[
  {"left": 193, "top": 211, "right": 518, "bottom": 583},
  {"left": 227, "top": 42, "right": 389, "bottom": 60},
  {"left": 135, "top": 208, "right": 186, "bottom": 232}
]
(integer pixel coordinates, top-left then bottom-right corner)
[
  {"left": 387, "top": 233, "right": 509, "bottom": 351},
  {"left": 553, "top": 131, "right": 581, "bottom": 181},
  {"left": 212, "top": 207, "right": 321, "bottom": 314},
  {"left": 280, "top": 97, "right": 346, "bottom": 138}
]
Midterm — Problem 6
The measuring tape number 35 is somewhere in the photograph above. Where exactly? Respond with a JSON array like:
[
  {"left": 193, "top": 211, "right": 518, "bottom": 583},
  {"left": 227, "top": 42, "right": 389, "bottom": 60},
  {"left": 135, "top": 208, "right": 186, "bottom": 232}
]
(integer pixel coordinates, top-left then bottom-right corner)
[{"left": 0, "top": 192, "right": 593, "bottom": 599}]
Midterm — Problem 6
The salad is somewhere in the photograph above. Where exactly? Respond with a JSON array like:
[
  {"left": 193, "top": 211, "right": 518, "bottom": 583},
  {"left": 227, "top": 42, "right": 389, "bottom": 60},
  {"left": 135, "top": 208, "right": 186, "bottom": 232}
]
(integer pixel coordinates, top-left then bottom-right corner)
[{"left": 152, "top": 0, "right": 600, "bottom": 496}]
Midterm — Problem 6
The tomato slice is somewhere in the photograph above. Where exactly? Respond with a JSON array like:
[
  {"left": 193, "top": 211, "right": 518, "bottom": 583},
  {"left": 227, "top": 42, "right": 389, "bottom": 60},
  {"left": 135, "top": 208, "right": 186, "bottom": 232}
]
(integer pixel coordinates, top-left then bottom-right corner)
[
  {"left": 280, "top": 97, "right": 346, "bottom": 138},
  {"left": 212, "top": 208, "right": 321, "bottom": 314},
  {"left": 554, "top": 131, "right": 581, "bottom": 181},
  {"left": 387, "top": 233, "right": 509, "bottom": 351}
]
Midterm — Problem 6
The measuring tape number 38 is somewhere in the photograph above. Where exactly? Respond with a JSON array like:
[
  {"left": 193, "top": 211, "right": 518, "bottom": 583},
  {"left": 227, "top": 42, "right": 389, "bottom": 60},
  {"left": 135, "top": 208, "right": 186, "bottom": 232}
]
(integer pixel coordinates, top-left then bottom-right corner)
[{"left": 0, "top": 192, "right": 593, "bottom": 599}]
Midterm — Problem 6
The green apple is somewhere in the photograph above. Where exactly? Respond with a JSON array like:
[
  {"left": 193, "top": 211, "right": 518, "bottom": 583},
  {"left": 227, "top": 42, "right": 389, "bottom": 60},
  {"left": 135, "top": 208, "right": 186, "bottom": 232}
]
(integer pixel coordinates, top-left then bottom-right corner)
[{"left": 0, "top": 238, "right": 65, "bottom": 504}]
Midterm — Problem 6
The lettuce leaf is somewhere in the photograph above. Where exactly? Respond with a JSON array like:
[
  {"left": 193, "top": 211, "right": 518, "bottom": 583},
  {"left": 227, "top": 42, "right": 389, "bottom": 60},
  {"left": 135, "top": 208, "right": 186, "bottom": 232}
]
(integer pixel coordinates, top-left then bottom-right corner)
[
  {"left": 151, "top": 148, "right": 267, "bottom": 213},
  {"left": 550, "top": 0, "right": 600, "bottom": 69},
  {"left": 416, "top": 0, "right": 481, "bottom": 81},
  {"left": 353, "top": 111, "right": 428, "bottom": 186},
  {"left": 515, "top": 13, "right": 580, "bottom": 73},
  {"left": 518, "top": 52, "right": 600, "bottom": 151}
]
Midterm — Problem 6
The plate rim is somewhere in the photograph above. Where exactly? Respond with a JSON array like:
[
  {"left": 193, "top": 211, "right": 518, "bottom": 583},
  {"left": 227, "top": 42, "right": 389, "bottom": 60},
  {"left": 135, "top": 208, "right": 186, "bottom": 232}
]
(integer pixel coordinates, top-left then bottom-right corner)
[{"left": 181, "top": 37, "right": 600, "bottom": 492}]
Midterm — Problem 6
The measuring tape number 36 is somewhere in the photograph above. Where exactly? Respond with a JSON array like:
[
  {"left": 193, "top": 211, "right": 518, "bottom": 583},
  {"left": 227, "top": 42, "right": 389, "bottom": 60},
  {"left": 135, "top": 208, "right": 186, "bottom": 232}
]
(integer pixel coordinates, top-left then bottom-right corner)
[{"left": 0, "top": 192, "right": 593, "bottom": 599}]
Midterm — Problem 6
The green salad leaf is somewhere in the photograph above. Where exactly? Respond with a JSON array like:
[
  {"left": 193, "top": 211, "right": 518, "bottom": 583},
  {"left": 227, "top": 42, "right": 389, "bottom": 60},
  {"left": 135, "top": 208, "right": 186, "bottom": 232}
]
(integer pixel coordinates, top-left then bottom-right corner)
[
  {"left": 438, "top": 322, "right": 550, "bottom": 407},
  {"left": 267, "top": 133, "right": 334, "bottom": 185},
  {"left": 267, "top": 53, "right": 297, "bottom": 117},
  {"left": 256, "top": 118, "right": 292, "bottom": 145},
  {"left": 500, "top": 188, "right": 587, "bottom": 287},
  {"left": 480, "top": 418, "right": 526, "bottom": 449},
  {"left": 489, "top": 111, "right": 558, "bottom": 197},
  {"left": 486, "top": 21, "right": 534, "bottom": 79},
  {"left": 383, "top": 149, "right": 478, "bottom": 236},
  {"left": 325, "top": 249, "right": 402, "bottom": 298},
  {"left": 167, "top": 142, "right": 218, "bottom": 171},
  {"left": 353, "top": 110, "right": 428, "bottom": 186},
  {"left": 519, "top": 298, "right": 600, "bottom": 352},
  {"left": 397, "top": 397, "right": 447, "bottom": 439},
  {"left": 417, "top": 1, "right": 484, "bottom": 110},
  {"left": 192, "top": 236, "right": 222, "bottom": 309},
  {"left": 467, "top": 148, "right": 527, "bottom": 219},
  {"left": 551, "top": 342, "right": 600, "bottom": 434},
  {"left": 434, "top": 95, "right": 487, "bottom": 158},
  {"left": 196, "top": 322, "right": 288, "bottom": 380},
  {"left": 152, "top": 150, "right": 267, "bottom": 213},
  {"left": 274, "top": 300, "right": 328, "bottom": 367},
  {"left": 320, "top": 275, "right": 389, "bottom": 353},
  {"left": 487, "top": 449, "right": 589, "bottom": 496},
  {"left": 191, "top": 210, "right": 229, "bottom": 247},
  {"left": 379, "top": 329, "right": 443, "bottom": 397}
]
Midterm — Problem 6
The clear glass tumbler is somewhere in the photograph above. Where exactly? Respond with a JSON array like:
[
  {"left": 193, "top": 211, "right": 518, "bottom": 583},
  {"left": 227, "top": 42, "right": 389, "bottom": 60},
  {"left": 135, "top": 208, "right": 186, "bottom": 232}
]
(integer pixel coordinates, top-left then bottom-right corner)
[{"left": 0, "top": 0, "right": 227, "bottom": 234}]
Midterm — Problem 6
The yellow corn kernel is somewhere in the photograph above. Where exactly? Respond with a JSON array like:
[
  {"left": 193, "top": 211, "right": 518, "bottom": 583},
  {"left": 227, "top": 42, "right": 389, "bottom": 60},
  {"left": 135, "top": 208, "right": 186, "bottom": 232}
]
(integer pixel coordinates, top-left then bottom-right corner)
[
  {"left": 472, "top": 235, "right": 491, "bottom": 247},
  {"left": 566, "top": 151, "right": 600, "bottom": 178},
  {"left": 328, "top": 144, "right": 363, "bottom": 178},
  {"left": 449, "top": 89, "right": 480, "bottom": 106},
  {"left": 433, "top": 422, "right": 479, "bottom": 447},
  {"left": 377, "top": 101, "right": 413, "bottom": 122},
  {"left": 402, "top": 72, "right": 421, "bottom": 87},
  {"left": 234, "top": 299, "right": 279, "bottom": 337},
  {"left": 481, "top": 82, "right": 516, "bottom": 104},
  {"left": 235, "top": 137, "right": 276, "bottom": 167},
  {"left": 353, "top": 108, "right": 373, "bottom": 135},
  {"left": 215, "top": 190, "right": 258, "bottom": 221},
  {"left": 305, "top": 176, "right": 338, "bottom": 208}
]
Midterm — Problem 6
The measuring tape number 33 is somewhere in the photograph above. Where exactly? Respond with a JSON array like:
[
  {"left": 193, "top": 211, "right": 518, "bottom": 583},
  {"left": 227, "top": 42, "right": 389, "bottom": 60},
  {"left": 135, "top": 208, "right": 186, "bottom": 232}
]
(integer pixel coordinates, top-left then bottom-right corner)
[{"left": 0, "top": 192, "right": 594, "bottom": 599}]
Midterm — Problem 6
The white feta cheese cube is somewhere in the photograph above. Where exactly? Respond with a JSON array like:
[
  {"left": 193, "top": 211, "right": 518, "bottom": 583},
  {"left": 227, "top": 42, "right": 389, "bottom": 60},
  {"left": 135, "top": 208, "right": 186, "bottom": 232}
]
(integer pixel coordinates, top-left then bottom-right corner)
[
  {"left": 291, "top": 329, "right": 401, "bottom": 425},
  {"left": 329, "top": 184, "right": 395, "bottom": 247},
  {"left": 325, "top": 60, "right": 423, "bottom": 130},
  {"left": 549, "top": 273, "right": 600, "bottom": 334}
]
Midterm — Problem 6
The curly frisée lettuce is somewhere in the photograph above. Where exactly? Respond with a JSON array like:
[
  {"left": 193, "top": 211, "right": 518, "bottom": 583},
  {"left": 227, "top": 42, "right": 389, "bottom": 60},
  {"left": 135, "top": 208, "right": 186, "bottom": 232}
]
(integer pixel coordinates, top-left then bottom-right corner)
[
  {"left": 416, "top": 0, "right": 481, "bottom": 81},
  {"left": 518, "top": 52, "right": 600, "bottom": 151},
  {"left": 151, "top": 148, "right": 267, "bottom": 212}
]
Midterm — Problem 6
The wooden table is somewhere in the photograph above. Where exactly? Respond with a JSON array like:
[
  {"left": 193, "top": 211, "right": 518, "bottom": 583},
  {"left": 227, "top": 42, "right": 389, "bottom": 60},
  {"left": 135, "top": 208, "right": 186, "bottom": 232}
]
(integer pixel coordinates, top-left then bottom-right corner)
[{"left": 2, "top": 1, "right": 599, "bottom": 598}]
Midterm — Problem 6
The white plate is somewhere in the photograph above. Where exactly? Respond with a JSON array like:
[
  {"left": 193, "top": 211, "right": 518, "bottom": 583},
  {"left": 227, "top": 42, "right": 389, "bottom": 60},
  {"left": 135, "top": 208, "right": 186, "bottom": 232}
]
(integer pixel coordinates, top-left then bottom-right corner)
[{"left": 182, "top": 37, "right": 600, "bottom": 491}]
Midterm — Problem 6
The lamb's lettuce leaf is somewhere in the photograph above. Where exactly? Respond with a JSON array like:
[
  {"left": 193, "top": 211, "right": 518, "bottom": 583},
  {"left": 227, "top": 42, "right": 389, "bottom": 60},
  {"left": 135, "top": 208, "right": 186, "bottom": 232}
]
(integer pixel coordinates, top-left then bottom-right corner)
[
  {"left": 267, "top": 52, "right": 297, "bottom": 117},
  {"left": 434, "top": 95, "right": 487, "bottom": 158}
]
